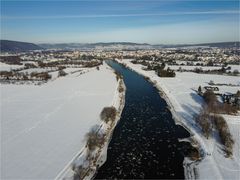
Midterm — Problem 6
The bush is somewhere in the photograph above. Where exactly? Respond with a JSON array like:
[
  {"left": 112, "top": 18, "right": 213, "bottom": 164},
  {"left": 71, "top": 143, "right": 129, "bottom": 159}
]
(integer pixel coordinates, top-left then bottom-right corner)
[
  {"left": 100, "top": 106, "right": 117, "bottom": 123},
  {"left": 209, "top": 80, "right": 214, "bottom": 85},
  {"left": 202, "top": 90, "right": 219, "bottom": 112},
  {"left": 220, "top": 103, "right": 238, "bottom": 115},
  {"left": 72, "top": 164, "right": 89, "bottom": 180},
  {"left": 213, "top": 115, "right": 234, "bottom": 157},
  {"left": 194, "top": 67, "right": 203, "bottom": 73},
  {"left": 118, "top": 81, "right": 124, "bottom": 93},
  {"left": 203, "top": 90, "right": 238, "bottom": 114},
  {"left": 156, "top": 68, "right": 176, "bottom": 77},
  {"left": 236, "top": 90, "right": 240, "bottom": 97},
  {"left": 114, "top": 71, "right": 122, "bottom": 81},
  {"left": 189, "top": 149, "right": 201, "bottom": 161},
  {"left": 0, "top": 56, "right": 22, "bottom": 65},
  {"left": 25, "top": 63, "right": 37, "bottom": 69},
  {"left": 58, "top": 70, "right": 67, "bottom": 77},
  {"left": 233, "top": 70, "right": 239, "bottom": 76},
  {"left": 58, "top": 66, "right": 66, "bottom": 70},
  {"left": 42, "top": 72, "right": 52, "bottom": 80},
  {"left": 198, "top": 86, "right": 202, "bottom": 94},
  {"left": 30, "top": 72, "right": 52, "bottom": 81},
  {"left": 84, "top": 61, "right": 102, "bottom": 68},
  {"left": 196, "top": 108, "right": 212, "bottom": 138},
  {"left": 85, "top": 126, "right": 105, "bottom": 151},
  {"left": 203, "top": 90, "right": 217, "bottom": 104}
]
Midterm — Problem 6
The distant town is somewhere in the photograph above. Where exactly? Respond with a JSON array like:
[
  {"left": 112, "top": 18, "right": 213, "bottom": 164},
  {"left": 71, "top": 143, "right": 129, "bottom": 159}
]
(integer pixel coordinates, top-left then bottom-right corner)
[{"left": 1, "top": 41, "right": 239, "bottom": 84}]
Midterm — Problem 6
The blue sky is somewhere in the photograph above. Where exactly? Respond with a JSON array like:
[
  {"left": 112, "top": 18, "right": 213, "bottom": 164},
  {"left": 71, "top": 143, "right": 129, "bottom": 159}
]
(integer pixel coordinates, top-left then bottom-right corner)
[{"left": 1, "top": 0, "right": 239, "bottom": 44}]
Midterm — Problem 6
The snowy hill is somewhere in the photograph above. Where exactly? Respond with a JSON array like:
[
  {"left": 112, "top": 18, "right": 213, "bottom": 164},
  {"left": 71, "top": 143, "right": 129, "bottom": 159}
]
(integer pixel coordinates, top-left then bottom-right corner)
[{"left": 0, "top": 40, "right": 43, "bottom": 52}]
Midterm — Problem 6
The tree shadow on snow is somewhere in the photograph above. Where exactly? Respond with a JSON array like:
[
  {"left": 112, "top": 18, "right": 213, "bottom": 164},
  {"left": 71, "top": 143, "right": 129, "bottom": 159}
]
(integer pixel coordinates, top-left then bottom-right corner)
[{"left": 190, "top": 92, "right": 204, "bottom": 105}]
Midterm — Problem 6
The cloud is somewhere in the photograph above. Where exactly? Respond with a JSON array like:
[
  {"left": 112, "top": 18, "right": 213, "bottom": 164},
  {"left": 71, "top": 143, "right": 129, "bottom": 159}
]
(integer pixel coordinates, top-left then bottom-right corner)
[{"left": 2, "top": 10, "right": 239, "bottom": 20}]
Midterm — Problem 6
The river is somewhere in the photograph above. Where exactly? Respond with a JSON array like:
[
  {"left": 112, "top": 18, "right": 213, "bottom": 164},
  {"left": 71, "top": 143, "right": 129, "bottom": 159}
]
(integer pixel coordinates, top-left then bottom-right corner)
[{"left": 95, "top": 60, "right": 194, "bottom": 179}]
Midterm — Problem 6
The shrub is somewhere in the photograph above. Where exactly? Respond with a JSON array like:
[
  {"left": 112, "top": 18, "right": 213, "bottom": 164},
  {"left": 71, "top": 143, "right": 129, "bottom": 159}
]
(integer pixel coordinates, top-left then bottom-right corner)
[
  {"left": 118, "top": 81, "right": 124, "bottom": 93},
  {"left": 0, "top": 56, "right": 22, "bottom": 65},
  {"left": 213, "top": 115, "right": 234, "bottom": 157},
  {"left": 23, "top": 74, "right": 28, "bottom": 80},
  {"left": 203, "top": 90, "right": 237, "bottom": 114},
  {"left": 72, "top": 164, "right": 89, "bottom": 180},
  {"left": 85, "top": 126, "right": 105, "bottom": 151},
  {"left": 41, "top": 72, "right": 52, "bottom": 80},
  {"left": 58, "top": 70, "right": 67, "bottom": 77},
  {"left": 84, "top": 60, "right": 101, "bottom": 67},
  {"left": 194, "top": 67, "right": 203, "bottom": 73},
  {"left": 58, "top": 66, "right": 66, "bottom": 70},
  {"left": 25, "top": 63, "right": 37, "bottom": 69},
  {"left": 189, "top": 149, "right": 201, "bottom": 161},
  {"left": 0, "top": 71, "right": 14, "bottom": 79},
  {"left": 207, "top": 60, "right": 214, "bottom": 66},
  {"left": 236, "top": 90, "right": 240, "bottom": 97},
  {"left": 209, "top": 80, "right": 214, "bottom": 85},
  {"left": 198, "top": 86, "right": 202, "bottom": 94},
  {"left": 233, "top": 70, "right": 239, "bottom": 76},
  {"left": 220, "top": 103, "right": 238, "bottom": 115},
  {"left": 203, "top": 90, "right": 217, "bottom": 104},
  {"left": 114, "top": 71, "right": 122, "bottom": 81},
  {"left": 195, "top": 108, "right": 212, "bottom": 138},
  {"left": 131, "top": 60, "right": 138, "bottom": 64},
  {"left": 202, "top": 90, "right": 219, "bottom": 112},
  {"left": 156, "top": 68, "right": 176, "bottom": 77},
  {"left": 100, "top": 106, "right": 117, "bottom": 123}
]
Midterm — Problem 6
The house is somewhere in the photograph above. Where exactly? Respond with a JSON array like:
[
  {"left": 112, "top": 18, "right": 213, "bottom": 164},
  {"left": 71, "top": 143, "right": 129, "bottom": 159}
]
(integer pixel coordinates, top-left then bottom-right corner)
[
  {"left": 204, "top": 86, "right": 219, "bottom": 92},
  {"left": 222, "top": 93, "right": 234, "bottom": 103},
  {"left": 222, "top": 93, "right": 240, "bottom": 107}
]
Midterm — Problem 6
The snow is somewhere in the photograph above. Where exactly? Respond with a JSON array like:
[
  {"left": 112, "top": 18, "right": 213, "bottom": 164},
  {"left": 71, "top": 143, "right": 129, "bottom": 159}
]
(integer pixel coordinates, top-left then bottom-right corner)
[
  {"left": 59, "top": 79, "right": 126, "bottom": 180},
  {"left": 0, "top": 62, "right": 24, "bottom": 71},
  {"left": 116, "top": 59, "right": 240, "bottom": 180},
  {"left": 167, "top": 65, "right": 222, "bottom": 71},
  {"left": 1, "top": 62, "right": 118, "bottom": 179},
  {"left": 229, "top": 65, "right": 240, "bottom": 72},
  {"left": 167, "top": 64, "right": 240, "bottom": 73},
  {"left": 20, "top": 67, "right": 58, "bottom": 73},
  {"left": 21, "top": 61, "right": 38, "bottom": 65}
]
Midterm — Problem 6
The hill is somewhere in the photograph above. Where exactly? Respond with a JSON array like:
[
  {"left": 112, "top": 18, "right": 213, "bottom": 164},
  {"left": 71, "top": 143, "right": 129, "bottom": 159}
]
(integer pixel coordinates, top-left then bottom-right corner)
[
  {"left": 1, "top": 40, "right": 239, "bottom": 52},
  {"left": 38, "top": 42, "right": 151, "bottom": 50},
  {"left": 0, "top": 40, "right": 43, "bottom": 52},
  {"left": 155, "top": 42, "right": 240, "bottom": 48}
]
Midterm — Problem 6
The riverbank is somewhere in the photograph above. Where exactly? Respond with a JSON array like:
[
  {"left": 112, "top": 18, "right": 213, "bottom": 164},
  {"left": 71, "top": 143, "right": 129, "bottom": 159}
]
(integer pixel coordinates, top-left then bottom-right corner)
[
  {"left": 115, "top": 59, "right": 240, "bottom": 180},
  {"left": 57, "top": 63, "right": 126, "bottom": 179}
]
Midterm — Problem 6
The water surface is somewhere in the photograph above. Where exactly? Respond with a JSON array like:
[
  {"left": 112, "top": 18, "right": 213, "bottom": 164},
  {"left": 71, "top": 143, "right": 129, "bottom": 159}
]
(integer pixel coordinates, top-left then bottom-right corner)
[{"left": 95, "top": 61, "right": 193, "bottom": 179}]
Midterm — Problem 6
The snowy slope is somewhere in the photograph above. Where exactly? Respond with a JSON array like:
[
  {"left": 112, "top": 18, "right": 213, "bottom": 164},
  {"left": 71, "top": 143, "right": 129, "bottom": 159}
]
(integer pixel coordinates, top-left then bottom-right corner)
[
  {"left": 116, "top": 59, "right": 240, "bottom": 180},
  {"left": 1, "top": 63, "right": 118, "bottom": 179}
]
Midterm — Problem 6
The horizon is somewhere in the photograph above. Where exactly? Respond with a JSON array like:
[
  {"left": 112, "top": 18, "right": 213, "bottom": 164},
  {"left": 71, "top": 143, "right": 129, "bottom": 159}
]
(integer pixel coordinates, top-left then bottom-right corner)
[
  {"left": 1, "top": 39, "right": 240, "bottom": 46},
  {"left": 1, "top": 0, "right": 240, "bottom": 44}
]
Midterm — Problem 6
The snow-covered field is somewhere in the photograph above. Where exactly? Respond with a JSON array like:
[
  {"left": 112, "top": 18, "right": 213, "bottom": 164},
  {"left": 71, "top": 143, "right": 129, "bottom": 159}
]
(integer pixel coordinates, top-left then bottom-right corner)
[
  {"left": 167, "top": 65, "right": 222, "bottom": 71},
  {"left": 20, "top": 67, "right": 58, "bottom": 73},
  {"left": 229, "top": 65, "right": 240, "bottom": 72},
  {"left": 1, "top": 63, "right": 118, "bottom": 179},
  {"left": 116, "top": 59, "right": 240, "bottom": 180},
  {"left": 60, "top": 78, "right": 126, "bottom": 180},
  {"left": 167, "top": 64, "right": 240, "bottom": 73},
  {"left": 0, "top": 62, "right": 24, "bottom": 71}
]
